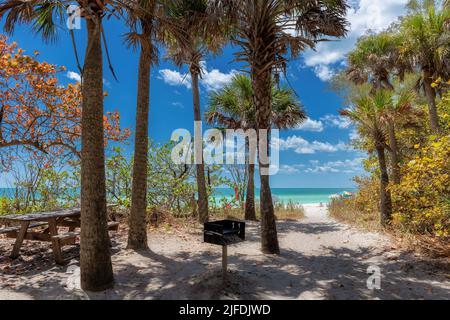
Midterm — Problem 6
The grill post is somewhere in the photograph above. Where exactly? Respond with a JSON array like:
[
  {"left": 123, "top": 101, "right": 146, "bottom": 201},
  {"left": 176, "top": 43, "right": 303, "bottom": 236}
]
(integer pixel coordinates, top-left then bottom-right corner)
[
  {"left": 222, "top": 245, "right": 227, "bottom": 282},
  {"left": 203, "top": 220, "right": 245, "bottom": 282}
]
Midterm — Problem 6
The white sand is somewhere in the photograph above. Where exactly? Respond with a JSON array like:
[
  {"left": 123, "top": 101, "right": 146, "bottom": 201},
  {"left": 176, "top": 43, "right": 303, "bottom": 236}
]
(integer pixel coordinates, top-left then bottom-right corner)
[{"left": 0, "top": 206, "right": 449, "bottom": 300}]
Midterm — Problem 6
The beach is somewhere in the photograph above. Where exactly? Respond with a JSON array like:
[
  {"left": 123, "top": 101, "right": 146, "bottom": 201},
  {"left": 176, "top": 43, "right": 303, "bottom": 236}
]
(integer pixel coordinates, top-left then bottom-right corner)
[{"left": 1, "top": 205, "right": 448, "bottom": 300}]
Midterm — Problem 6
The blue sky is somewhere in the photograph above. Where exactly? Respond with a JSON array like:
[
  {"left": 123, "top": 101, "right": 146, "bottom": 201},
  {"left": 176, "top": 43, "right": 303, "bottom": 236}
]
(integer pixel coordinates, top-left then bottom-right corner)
[{"left": 0, "top": 0, "right": 409, "bottom": 188}]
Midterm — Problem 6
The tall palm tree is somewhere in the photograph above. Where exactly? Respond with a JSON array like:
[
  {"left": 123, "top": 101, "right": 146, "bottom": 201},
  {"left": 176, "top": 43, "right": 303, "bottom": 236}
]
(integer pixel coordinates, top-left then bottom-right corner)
[
  {"left": 206, "top": 74, "right": 306, "bottom": 221},
  {"left": 0, "top": 0, "right": 132, "bottom": 290},
  {"left": 399, "top": 2, "right": 450, "bottom": 132},
  {"left": 162, "top": 0, "right": 227, "bottom": 223},
  {"left": 123, "top": 0, "right": 161, "bottom": 250},
  {"left": 209, "top": 0, "right": 348, "bottom": 254},
  {"left": 340, "top": 89, "right": 394, "bottom": 226}
]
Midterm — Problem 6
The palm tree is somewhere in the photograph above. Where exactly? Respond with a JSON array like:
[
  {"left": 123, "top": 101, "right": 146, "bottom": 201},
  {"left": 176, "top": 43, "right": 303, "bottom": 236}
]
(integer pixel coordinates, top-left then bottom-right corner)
[
  {"left": 399, "top": 2, "right": 450, "bottom": 132},
  {"left": 123, "top": 0, "right": 160, "bottom": 250},
  {"left": 340, "top": 89, "right": 394, "bottom": 226},
  {"left": 347, "top": 32, "right": 410, "bottom": 90},
  {"left": 378, "top": 85, "right": 420, "bottom": 184},
  {"left": 162, "top": 0, "right": 227, "bottom": 223},
  {"left": 209, "top": 0, "right": 348, "bottom": 254},
  {"left": 347, "top": 33, "right": 416, "bottom": 184},
  {"left": 206, "top": 74, "right": 306, "bottom": 221},
  {"left": 0, "top": 0, "right": 126, "bottom": 291}
]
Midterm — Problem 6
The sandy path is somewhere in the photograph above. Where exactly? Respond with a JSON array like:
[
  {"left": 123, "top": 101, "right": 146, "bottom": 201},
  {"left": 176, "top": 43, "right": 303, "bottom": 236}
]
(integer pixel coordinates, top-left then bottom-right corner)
[{"left": 0, "top": 205, "right": 449, "bottom": 299}]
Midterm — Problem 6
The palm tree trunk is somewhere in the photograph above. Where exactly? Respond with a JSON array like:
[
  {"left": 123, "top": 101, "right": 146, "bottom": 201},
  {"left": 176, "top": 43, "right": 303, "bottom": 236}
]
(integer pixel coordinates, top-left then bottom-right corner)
[
  {"left": 80, "top": 17, "right": 114, "bottom": 291},
  {"left": 245, "top": 162, "right": 257, "bottom": 220},
  {"left": 191, "top": 68, "right": 209, "bottom": 223},
  {"left": 423, "top": 68, "right": 441, "bottom": 133},
  {"left": 253, "top": 68, "right": 279, "bottom": 254},
  {"left": 387, "top": 121, "right": 401, "bottom": 184},
  {"left": 375, "top": 140, "right": 392, "bottom": 226},
  {"left": 127, "top": 43, "right": 151, "bottom": 250}
]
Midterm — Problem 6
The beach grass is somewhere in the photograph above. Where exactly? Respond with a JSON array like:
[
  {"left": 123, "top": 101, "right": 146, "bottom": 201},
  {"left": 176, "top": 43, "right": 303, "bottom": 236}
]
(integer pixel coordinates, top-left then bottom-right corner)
[
  {"left": 327, "top": 198, "right": 380, "bottom": 231},
  {"left": 212, "top": 201, "right": 306, "bottom": 222}
]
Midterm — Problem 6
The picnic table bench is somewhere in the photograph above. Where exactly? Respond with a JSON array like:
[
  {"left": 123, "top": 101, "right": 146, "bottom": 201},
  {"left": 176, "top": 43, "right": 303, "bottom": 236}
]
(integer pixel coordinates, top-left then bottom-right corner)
[{"left": 0, "top": 207, "right": 119, "bottom": 265}]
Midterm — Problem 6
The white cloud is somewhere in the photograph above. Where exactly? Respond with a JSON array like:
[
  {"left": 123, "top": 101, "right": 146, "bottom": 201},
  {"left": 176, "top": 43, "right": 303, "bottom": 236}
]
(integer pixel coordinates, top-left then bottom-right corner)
[
  {"left": 67, "top": 71, "right": 112, "bottom": 87},
  {"left": 349, "top": 128, "right": 360, "bottom": 140},
  {"left": 171, "top": 102, "right": 184, "bottom": 108},
  {"left": 321, "top": 114, "right": 352, "bottom": 129},
  {"left": 67, "top": 71, "right": 81, "bottom": 83},
  {"left": 201, "top": 68, "right": 238, "bottom": 91},
  {"left": 303, "top": 0, "right": 408, "bottom": 81},
  {"left": 305, "top": 166, "right": 340, "bottom": 173},
  {"left": 159, "top": 63, "right": 237, "bottom": 91},
  {"left": 158, "top": 69, "right": 191, "bottom": 89},
  {"left": 314, "top": 65, "right": 335, "bottom": 81},
  {"left": 274, "top": 135, "right": 351, "bottom": 154},
  {"left": 305, "top": 158, "right": 364, "bottom": 173},
  {"left": 295, "top": 118, "right": 324, "bottom": 132},
  {"left": 278, "top": 164, "right": 305, "bottom": 174}
]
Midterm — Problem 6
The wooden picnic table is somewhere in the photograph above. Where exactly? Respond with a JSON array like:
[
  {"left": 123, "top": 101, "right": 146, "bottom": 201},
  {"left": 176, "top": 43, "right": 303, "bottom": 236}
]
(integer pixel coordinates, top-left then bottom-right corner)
[
  {"left": 0, "top": 205, "right": 120, "bottom": 264},
  {"left": 0, "top": 208, "right": 82, "bottom": 263}
]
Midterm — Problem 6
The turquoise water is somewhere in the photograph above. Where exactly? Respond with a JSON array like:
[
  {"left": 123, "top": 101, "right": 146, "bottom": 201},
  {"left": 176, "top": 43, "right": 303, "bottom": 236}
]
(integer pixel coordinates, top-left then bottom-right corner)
[
  {"left": 0, "top": 187, "right": 355, "bottom": 205},
  {"left": 0, "top": 188, "right": 16, "bottom": 198},
  {"left": 213, "top": 188, "right": 355, "bottom": 204}
]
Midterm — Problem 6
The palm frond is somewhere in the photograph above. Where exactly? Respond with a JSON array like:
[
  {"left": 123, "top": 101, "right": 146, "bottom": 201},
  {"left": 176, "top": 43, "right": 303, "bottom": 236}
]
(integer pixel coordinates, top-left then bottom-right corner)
[
  {"left": 208, "top": 0, "right": 348, "bottom": 76},
  {"left": 205, "top": 73, "right": 305, "bottom": 130}
]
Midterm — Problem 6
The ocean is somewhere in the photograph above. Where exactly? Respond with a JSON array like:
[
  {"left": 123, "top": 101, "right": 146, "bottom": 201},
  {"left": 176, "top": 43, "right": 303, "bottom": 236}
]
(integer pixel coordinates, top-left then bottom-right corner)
[
  {"left": 0, "top": 187, "right": 355, "bottom": 205},
  {"left": 213, "top": 188, "right": 355, "bottom": 204}
]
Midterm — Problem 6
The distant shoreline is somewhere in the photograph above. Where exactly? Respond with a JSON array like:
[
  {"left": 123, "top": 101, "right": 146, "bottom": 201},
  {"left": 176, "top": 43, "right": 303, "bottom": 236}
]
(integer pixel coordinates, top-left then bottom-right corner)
[
  {"left": 212, "top": 187, "right": 356, "bottom": 205},
  {"left": 0, "top": 187, "right": 354, "bottom": 207}
]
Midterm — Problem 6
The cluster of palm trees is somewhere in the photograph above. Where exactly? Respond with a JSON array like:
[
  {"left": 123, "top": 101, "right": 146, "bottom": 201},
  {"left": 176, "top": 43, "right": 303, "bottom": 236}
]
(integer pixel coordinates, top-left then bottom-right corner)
[
  {"left": 340, "top": 0, "right": 450, "bottom": 226},
  {"left": 0, "top": 0, "right": 348, "bottom": 291},
  {"left": 205, "top": 74, "right": 306, "bottom": 221}
]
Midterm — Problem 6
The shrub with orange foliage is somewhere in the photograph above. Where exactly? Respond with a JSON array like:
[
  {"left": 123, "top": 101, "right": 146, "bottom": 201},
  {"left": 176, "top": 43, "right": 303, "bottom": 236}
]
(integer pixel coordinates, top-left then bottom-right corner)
[{"left": 0, "top": 35, "right": 130, "bottom": 161}]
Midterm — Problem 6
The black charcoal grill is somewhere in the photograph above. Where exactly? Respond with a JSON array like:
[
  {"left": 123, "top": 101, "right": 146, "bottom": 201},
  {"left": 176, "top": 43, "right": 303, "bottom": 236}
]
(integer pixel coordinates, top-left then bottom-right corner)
[
  {"left": 203, "top": 220, "right": 245, "bottom": 282},
  {"left": 204, "top": 220, "right": 245, "bottom": 245}
]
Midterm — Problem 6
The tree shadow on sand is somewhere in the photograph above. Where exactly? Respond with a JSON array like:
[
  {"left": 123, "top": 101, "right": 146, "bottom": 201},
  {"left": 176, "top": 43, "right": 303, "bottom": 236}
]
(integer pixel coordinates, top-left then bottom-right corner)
[
  {"left": 1, "top": 220, "right": 449, "bottom": 300},
  {"left": 278, "top": 221, "right": 342, "bottom": 235},
  {"left": 110, "top": 245, "right": 449, "bottom": 300}
]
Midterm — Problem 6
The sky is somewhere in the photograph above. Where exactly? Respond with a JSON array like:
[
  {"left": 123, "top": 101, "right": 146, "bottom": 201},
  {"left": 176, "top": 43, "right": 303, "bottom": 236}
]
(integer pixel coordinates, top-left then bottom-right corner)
[{"left": 0, "top": 0, "right": 409, "bottom": 188}]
